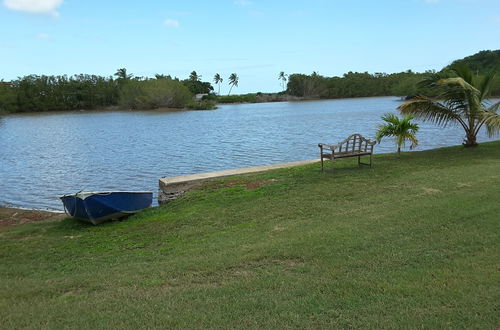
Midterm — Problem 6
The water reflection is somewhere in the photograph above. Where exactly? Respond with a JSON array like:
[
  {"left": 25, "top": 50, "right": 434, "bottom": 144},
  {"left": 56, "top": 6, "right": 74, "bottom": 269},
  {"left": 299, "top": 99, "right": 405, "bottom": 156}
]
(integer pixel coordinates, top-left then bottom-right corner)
[{"left": 0, "top": 97, "right": 498, "bottom": 210}]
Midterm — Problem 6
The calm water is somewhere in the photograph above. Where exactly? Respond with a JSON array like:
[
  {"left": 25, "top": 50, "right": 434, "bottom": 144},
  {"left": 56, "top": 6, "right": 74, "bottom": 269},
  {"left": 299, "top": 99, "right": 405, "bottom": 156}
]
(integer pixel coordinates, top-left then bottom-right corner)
[{"left": 1, "top": 96, "right": 498, "bottom": 211}]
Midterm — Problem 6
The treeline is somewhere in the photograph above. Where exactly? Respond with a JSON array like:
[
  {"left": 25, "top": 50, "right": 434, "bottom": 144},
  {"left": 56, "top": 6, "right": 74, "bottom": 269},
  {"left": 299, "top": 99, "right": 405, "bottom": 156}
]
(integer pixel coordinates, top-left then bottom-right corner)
[
  {"left": 1, "top": 50, "right": 499, "bottom": 113},
  {"left": 286, "top": 70, "right": 500, "bottom": 99},
  {"left": 286, "top": 49, "right": 500, "bottom": 99},
  {"left": 446, "top": 50, "right": 500, "bottom": 75},
  {"left": 0, "top": 74, "right": 119, "bottom": 112},
  {"left": 0, "top": 69, "right": 216, "bottom": 113}
]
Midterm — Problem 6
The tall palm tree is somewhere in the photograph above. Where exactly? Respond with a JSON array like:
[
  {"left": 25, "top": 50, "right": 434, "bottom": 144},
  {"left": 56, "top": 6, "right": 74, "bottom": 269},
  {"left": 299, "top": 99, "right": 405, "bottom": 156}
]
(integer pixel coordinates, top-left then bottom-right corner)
[
  {"left": 228, "top": 73, "right": 239, "bottom": 95},
  {"left": 189, "top": 71, "right": 201, "bottom": 82},
  {"left": 376, "top": 113, "right": 420, "bottom": 157},
  {"left": 114, "top": 68, "right": 132, "bottom": 80},
  {"left": 398, "top": 64, "right": 500, "bottom": 147},
  {"left": 213, "top": 73, "right": 223, "bottom": 95},
  {"left": 278, "top": 71, "right": 288, "bottom": 91}
]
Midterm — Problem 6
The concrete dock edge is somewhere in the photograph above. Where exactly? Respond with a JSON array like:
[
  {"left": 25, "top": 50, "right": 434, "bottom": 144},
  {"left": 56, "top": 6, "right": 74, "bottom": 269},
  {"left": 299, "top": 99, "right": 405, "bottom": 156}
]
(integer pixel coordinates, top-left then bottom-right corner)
[{"left": 158, "top": 159, "right": 319, "bottom": 205}]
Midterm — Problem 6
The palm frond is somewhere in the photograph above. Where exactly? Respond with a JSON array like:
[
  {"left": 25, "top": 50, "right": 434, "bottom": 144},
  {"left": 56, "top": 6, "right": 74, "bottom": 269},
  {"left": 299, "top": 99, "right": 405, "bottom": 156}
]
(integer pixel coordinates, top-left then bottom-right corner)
[
  {"left": 449, "top": 62, "right": 474, "bottom": 84},
  {"left": 404, "top": 132, "right": 419, "bottom": 149},
  {"left": 398, "top": 97, "right": 467, "bottom": 128},
  {"left": 486, "top": 100, "right": 500, "bottom": 114},
  {"left": 478, "top": 72, "right": 496, "bottom": 100},
  {"left": 482, "top": 110, "right": 500, "bottom": 137},
  {"left": 437, "top": 77, "right": 479, "bottom": 96},
  {"left": 375, "top": 124, "right": 396, "bottom": 142}
]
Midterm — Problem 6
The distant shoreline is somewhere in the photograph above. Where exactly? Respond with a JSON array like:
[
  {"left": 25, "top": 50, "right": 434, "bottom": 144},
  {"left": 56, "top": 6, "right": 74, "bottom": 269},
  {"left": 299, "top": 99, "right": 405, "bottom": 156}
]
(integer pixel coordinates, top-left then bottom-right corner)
[{"left": 1, "top": 95, "right": 402, "bottom": 115}]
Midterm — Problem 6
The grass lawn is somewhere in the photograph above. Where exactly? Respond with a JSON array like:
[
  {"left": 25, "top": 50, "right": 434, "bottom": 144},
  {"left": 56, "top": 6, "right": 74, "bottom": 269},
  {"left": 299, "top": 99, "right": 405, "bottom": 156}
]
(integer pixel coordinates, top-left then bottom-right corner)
[{"left": 1, "top": 141, "right": 499, "bottom": 329}]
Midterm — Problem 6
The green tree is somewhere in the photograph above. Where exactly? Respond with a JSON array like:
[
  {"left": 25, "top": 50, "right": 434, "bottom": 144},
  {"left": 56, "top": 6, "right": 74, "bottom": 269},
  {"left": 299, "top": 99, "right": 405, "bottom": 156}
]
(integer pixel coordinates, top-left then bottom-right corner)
[
  {"left": 376, "top": 113, "right": 419, "bottom": 157},
  {"left": 228, "top": 73, "right": 239, "bottom": 95},
  {"left": 189, "top": 71, "right": 201, "bottom": 82},
  {"left": 213, "top": 73, "right": 223, "bottom": 95},
  {"left": 278, "top": 71, "right": 288, "bottom": 91},
  {"left": 181, "top": 79, "right": 213, "bottom": 95},
  {"left": 398, "top": 64, "right": 500, "bottom": 147}
]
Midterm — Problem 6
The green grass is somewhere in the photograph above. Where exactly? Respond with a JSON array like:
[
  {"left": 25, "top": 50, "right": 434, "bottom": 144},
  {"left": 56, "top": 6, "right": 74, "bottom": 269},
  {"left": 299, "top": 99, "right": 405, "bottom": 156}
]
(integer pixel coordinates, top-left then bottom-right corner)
[{"left": 1, "top": 142, "right": 500, "bottom": 329}]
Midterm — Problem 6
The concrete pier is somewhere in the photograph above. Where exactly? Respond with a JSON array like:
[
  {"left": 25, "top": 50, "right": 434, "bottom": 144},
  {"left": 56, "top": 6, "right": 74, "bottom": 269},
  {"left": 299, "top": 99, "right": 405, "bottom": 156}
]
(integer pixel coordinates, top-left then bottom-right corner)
[{"left": 158, "top": 159, "right": 318, "bottom": 205}]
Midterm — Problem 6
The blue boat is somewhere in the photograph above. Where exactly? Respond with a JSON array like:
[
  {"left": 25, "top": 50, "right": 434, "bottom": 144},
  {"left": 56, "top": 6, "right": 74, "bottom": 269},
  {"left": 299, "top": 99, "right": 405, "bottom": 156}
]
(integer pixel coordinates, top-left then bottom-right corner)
[{"left": 60, "top": 191, "right": 153, "bottom": 225}]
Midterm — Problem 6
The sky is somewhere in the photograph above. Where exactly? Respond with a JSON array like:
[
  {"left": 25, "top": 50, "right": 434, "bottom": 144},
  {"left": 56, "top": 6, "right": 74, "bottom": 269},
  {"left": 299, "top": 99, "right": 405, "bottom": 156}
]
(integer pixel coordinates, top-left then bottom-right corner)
[{"left": 1, "top": 0, "right": 499, "bottom": 94}]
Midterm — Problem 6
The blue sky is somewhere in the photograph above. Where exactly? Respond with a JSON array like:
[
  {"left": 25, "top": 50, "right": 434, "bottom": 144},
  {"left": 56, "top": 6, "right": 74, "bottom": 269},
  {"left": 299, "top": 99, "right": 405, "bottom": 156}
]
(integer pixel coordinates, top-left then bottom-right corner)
[{"left": 1, "top": 0, "right": 499, "bottom": 94}]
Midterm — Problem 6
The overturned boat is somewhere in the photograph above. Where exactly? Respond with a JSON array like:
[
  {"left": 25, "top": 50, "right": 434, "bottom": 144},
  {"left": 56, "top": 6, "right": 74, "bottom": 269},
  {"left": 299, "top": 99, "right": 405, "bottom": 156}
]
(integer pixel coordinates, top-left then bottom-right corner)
[{"left": 60, "top": 191, "right": 153, "bottom": 225}]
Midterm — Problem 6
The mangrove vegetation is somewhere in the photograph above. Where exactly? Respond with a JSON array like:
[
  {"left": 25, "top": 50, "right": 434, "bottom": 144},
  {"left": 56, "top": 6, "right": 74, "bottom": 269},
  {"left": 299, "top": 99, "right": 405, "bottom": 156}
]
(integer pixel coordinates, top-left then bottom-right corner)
[{"left": 0, "top": 50, "right": 498, "bottom": 113}]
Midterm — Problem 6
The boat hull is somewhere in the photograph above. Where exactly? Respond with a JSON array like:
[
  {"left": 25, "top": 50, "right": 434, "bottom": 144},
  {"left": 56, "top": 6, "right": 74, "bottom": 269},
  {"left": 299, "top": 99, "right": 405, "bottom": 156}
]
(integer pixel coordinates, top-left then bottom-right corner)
[{"left": 60, "top": 191, "right": 153, "bottom": 225}]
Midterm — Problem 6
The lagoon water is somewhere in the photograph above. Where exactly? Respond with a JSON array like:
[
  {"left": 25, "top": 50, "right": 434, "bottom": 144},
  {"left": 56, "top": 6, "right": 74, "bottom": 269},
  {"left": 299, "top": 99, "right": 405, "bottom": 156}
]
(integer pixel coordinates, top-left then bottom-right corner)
[{"left": 1, "top": 96, "right": 498, "bottom": 211}]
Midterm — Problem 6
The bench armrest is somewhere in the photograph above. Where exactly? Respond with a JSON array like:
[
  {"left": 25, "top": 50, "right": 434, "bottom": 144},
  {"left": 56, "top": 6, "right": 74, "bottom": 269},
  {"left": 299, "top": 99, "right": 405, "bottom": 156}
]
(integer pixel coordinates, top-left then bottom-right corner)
[{"left": 318, "top": 143, "right": 339, "bottom": 151}]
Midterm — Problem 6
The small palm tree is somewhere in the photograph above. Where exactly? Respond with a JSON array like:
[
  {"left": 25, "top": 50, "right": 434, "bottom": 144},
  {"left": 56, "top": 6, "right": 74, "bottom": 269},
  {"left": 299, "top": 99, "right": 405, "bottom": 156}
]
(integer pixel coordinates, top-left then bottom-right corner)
[
  {"left": 376, "top": 113, "right": 420, "bottom": 157},
  {"left": 398, "top": 63, "right": 500, "bottom": 147},
  {"left": 213, "top": 73, "right": 223, "bottom": 95},
  {"left": 228, "top": 73, "right": 239, "bottom": 95},
  {"left": 278, "top": 71, "right": 288, "bottom": 91}
]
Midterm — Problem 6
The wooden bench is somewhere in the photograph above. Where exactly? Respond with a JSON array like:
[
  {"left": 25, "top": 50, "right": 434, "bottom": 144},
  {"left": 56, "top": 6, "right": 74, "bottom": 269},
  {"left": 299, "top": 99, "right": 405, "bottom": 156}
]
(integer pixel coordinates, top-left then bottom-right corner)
[{"left": 318, "top": 133, "right": 376, "bottom": 171}]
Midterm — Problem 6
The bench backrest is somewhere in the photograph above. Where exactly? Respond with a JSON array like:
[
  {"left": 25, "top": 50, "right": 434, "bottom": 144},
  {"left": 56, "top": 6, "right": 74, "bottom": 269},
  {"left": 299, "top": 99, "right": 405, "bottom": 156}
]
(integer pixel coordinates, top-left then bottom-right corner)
[{"left": 338, "top": 134, "right": 376, "bottom": 153}]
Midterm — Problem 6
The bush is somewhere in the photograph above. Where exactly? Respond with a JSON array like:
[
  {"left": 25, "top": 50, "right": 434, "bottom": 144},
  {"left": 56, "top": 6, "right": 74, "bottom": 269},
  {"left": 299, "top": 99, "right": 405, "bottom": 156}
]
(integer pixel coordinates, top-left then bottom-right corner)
[
  {"left": 0, "top": 82, "right": 18, "bottom": 112},
  {"left": 185, "top": 100, "right": 217, "bottom": 110},
  {"left": 119, "top": 79, "right": 192, "bottom": 109},
  {"left": 216, "top": 94, "right": 257, "bottom": 104}
]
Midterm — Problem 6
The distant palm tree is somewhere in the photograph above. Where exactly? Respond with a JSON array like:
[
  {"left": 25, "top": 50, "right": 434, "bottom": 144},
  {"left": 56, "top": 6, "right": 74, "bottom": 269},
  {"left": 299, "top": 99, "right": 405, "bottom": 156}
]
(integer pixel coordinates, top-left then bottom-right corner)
[
  {"left": 376, "top": 113, "right": 420, "bottom": 157},
  {"left": 228, "top": 73, "right": 239, "bottom": 95},
  {"left": 114, "top": 68, "right": 132, "bottom": 80},
  {"left": 398, "top": 64, "right": 500, "bottom": 147},
  {"left": 189, "top": 71, "right": 201, "bottom": 82},
  {"left": 278, "top": 71, "right": 288, "bottom": 91},
  {"left": 213, "top": 73, "right": 223, "bottom": 95}
]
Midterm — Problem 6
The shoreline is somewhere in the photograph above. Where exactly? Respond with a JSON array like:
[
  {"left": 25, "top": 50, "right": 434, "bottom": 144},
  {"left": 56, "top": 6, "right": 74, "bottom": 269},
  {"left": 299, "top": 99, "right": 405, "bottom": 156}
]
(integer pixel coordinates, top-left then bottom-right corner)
[
  {"left": 0, "top": 95, "right": 404, "bottom": 115},
  {"left": 3, "top": 95, "right": 498, "bottom": 115},
  {"left": 3, "top": 140, "right": 500, "bottom": 214},
  {"left": 0, "top": 207, "right": 66, "bottom": 228}
]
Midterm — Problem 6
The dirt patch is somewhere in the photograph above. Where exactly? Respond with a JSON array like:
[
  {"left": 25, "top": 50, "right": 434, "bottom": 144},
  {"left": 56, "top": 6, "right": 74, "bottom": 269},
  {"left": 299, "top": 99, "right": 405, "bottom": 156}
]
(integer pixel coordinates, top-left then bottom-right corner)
[
  {"left": 215, "top": 178, "right": 278, "bottom": 190},
  {"left": 246, "top": 179, "right": 278, "bottom": 190},
  {"left": 223, "top": 180, "right": 244, "bottom": 188},
  {"left": 423, "top": 188, "right": 442, "bottom": 194},
  {"left": 457, "top": 183, "right": 472, "bottom": 188},
  {"left": 0, "top": 207, "right": 66, "bottom": 228}
]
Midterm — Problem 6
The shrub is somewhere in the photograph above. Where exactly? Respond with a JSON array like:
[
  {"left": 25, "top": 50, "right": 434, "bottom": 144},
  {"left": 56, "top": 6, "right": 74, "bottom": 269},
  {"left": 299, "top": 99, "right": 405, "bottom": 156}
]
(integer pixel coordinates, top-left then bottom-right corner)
[
  {"left": 185, "top": 100, "right": 217, "bottom": 110},
  {"left": 216, "top": 94, "right": 257, "bottom": 104},
  {"left": 119, "top": 79, "right": 192, "bottom": 109}
]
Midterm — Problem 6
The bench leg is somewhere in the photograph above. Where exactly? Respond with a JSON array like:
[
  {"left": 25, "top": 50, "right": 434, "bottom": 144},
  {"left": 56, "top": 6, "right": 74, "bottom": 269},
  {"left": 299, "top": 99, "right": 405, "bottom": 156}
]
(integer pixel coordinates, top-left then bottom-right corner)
[{"left": 358, "top": 154, "right": 373, "bottom": 167}]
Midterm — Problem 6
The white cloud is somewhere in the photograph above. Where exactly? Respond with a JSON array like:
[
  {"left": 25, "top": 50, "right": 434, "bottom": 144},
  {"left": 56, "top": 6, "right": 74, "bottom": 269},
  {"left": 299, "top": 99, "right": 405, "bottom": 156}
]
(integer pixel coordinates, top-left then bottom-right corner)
[
  {"left": 37, "top": 32, "right": 51, "bottom": 40},
  {"left": 234, "top": 0, "right": 253, "bottom": 6},
  {"left": 3, "top": 0, "right": 63, "bottom": 17},
  {"left": 164, "top": 19, "right": 179, "bottom": 28}
]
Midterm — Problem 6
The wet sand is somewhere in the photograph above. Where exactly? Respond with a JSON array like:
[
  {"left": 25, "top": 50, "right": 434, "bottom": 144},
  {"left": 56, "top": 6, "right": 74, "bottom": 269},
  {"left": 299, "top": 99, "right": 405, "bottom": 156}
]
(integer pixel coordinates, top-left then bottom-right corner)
[{"left": 0, "top": 207, "right": 66, "bottom": 228}]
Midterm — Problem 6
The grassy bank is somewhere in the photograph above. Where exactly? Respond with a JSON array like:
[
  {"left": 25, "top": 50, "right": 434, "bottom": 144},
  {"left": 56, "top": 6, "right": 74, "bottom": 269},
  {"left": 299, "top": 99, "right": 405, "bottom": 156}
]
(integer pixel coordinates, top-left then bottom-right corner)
[{"left": 1, "top": 142, "right": 499, "bottom": 328}]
